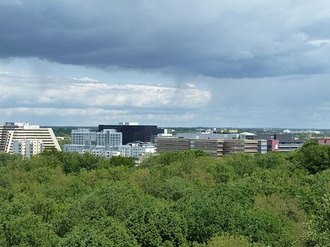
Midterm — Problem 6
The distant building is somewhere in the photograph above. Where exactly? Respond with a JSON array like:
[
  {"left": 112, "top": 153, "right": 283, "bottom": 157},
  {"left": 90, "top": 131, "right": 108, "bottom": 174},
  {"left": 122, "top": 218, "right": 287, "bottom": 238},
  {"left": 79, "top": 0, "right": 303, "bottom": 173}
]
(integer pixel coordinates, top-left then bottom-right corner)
[
  {"left": 267, "top": 139, "right": 279, "bottom": 152},
  {"left": 0, "top": 122, "right": 61, "bottom": 155},
  {"left": 220, "top": 129, "right": 238, "bottom": 134},
  {"left": 119, "top": 142, "right": 156, "bottom": 158},
  {"left": 65, "top": 128, "right": 156, "bottom": 159},
  {"left": 190, "top": 139, "right": 224, "bottom": 157},
  {"left": 318, "top": 139, "right": 330, "bottom": 145},
  {"left": 155, "top": 131, "right": 267, "bottom": 157},
  {"left": 65, "top": 128, "right": 122, "bottom": 154},
  {"left": 98, "top": 122, "right": 163, "bottom": 144},
  {"left": 256, "top": 133, "right": 304, "bottom": 152},
  {"left": 13, "top": 139, "right": 43, "bottom": 158}
]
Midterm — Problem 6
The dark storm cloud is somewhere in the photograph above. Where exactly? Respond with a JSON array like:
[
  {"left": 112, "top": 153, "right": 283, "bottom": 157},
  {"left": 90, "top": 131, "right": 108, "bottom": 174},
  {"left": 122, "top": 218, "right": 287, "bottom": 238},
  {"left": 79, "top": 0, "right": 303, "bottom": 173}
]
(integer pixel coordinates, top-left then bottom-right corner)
[{"left": 1, "top": 0, "right": 330, "bottom": 78}]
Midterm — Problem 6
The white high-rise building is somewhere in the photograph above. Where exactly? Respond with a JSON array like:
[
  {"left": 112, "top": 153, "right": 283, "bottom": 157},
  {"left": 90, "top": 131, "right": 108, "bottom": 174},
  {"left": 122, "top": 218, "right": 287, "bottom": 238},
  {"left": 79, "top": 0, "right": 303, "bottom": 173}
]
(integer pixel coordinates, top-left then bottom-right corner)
[
  {"left": 71, "top": 128, "right": 96, "bottom": 146},
  {"left": 65, "top": 128, "right": 122, "bottom": 154},
  {"left": 0, "top": 122, "right": 61, "bottom": 154},
  {"left": 96, "top": 129, "right": 122, "bottom": 149}
]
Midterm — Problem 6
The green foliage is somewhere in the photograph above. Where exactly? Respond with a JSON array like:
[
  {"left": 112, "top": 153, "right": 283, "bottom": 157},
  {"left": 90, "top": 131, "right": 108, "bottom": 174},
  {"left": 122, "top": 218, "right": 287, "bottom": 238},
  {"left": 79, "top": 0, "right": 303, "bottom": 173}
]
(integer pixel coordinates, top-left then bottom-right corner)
[
  {"left": 207, "top": 232, "right": 265, "bottom": 247},
  {"left": 126, "top": 204, "right": 187, "bottom": 247},
  {"left": 297, "top": 142, "right": 330, "bottom": 174},
  {"left": 58, "top": 208, "right": 138, "bottom": 247},
  {"left": 176, "top": 183, "right": 255, "bottom": 243},
  {"left": 254, "top": 151, "right": 289, "bottom": 169},
  {"left": 241, "top": 207, "right": 292, "bottom": 247},
  {"left": 3, "top": 145, "right": 330, "bottom": 246},
  {"left": 108, "top": 155, "right": 136, "bottom": 167},
  {"left": 303, "top": 194, "right": 330, "bottom": 247},
  {"left": 140, "top": 150, "right": 209, "bottom": 168}
]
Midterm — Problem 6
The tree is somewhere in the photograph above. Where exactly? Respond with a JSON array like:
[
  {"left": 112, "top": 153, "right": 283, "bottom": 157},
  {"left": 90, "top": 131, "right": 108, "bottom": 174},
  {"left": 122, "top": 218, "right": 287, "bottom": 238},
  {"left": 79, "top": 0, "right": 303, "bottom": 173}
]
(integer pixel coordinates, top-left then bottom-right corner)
[
  {"left": 58, "top": 211, "right": 138, "bottom": 247},
  {"left": 207, "top": 233, "right": 265, "bottom": 247},
  {"left": 106, "top": 155, "right": 136, "bottom": 167},
  {"left": 126, "top": 203, "right": 187, "bottom": 247},
  {"left": 303, "top": 194, "right": 330, "bottom": 247},
  {"left": 296, "top": 142, "right": 330, "bottom": 174}
]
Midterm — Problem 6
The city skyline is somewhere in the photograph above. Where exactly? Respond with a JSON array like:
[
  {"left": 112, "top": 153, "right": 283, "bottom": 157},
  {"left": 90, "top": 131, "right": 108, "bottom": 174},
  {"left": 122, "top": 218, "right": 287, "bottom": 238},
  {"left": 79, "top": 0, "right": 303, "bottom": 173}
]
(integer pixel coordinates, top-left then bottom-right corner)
[{"left": 1, "top": 1, "right": 330, "bottom": 128}]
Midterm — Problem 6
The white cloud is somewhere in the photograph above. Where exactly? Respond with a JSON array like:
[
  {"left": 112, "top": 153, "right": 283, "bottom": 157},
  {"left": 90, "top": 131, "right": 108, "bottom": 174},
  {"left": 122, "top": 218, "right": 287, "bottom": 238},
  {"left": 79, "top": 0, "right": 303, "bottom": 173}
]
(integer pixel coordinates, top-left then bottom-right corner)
[
  {"left": 0, "top": 79, "right": 211, "bottom": 109},
  {"left": 73, "top": 76, "right": 100, "bottom": 82},
  {"left": 308, "top": 39, "right": 330, "bottom": 47},
  {"left": 0, "top": 72, "right": 211, "bottom": 125}
]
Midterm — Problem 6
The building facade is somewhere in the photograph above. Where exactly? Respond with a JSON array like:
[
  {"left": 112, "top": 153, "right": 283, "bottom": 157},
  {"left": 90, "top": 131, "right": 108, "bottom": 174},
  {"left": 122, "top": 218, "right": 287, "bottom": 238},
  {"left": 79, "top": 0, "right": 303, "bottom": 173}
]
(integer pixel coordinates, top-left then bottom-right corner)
[
  {"left": 65, "top": 128, "right": 122, "bottom": 154},
  {"left": 0, "top": 122, "right": 61, "bottom": 155},
  {"left": 257, "top": 133, "right": 304, "bottom": 152},
  {"left": 13, "top": 139, "right": 43, "bottom": 158},
  {"left": 65, "top": 128, "right": 156, "bottom": 159},
  {"left": 119, "top": 142, "right": 156, "bottom": 158},
  {"left": 155, "top": 132, "right": 267, "bottom": 157},
  {"left": 98, "top": 122, "right": 163, "bottom": 144}
]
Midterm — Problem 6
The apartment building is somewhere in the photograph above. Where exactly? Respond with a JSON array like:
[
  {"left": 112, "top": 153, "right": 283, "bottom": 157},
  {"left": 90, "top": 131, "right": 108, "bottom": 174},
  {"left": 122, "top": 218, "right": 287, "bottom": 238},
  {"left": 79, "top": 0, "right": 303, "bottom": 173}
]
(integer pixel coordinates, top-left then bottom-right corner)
[
  {"left": 13, "top": 139, "right": 43, "bottom": 158},
  {"left": 0, "top": 122, "right": 61, "bottom": 155}
]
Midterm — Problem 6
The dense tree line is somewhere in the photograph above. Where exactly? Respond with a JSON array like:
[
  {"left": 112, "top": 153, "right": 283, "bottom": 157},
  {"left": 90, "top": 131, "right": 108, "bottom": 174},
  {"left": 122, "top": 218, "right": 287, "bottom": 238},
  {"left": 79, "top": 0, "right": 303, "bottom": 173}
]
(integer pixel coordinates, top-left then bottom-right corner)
[{"left": 1, "top": 142, "right": 330, "bottom": 246}]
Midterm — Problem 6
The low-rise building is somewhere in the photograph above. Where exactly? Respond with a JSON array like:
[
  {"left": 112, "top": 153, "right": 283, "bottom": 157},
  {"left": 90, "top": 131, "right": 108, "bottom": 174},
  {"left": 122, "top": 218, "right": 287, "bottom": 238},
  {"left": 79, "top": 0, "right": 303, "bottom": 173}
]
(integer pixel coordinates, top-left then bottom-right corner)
[
  {"left": 155, "top": 132, "right": 267, "bottom": 157},
  {"left": 119, "top": 142, "right": 156, "bottom": 158}
]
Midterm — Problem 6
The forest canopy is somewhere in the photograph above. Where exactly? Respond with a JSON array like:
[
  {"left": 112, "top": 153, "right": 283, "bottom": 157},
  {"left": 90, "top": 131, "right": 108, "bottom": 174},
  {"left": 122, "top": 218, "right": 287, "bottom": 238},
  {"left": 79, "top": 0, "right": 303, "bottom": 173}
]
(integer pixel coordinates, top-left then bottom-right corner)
[{"left": 1, "top": 143, "right": 330, "bottom": 246}]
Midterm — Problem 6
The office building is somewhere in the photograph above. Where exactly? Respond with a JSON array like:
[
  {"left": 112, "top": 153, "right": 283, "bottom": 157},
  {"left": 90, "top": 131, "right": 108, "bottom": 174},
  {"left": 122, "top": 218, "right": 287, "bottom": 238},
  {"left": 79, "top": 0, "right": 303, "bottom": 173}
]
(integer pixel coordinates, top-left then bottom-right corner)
[
  {"left": 65, "top": 128, "right": 122, "bottom": 153},
  {"left": 155, "top": 132, "right": 267, "bottom": 157},
  {"left": 190, "top": 139, "right": 224, "bottom": 157},
  {"left": 257, "top": 133, "right": 304, "bottom": 152},
  {"left": 0, "top": 122, "right": 61, "bottom": 154},
  {"left": 98, "top": 122, "right": 163, "bottom": 144}
]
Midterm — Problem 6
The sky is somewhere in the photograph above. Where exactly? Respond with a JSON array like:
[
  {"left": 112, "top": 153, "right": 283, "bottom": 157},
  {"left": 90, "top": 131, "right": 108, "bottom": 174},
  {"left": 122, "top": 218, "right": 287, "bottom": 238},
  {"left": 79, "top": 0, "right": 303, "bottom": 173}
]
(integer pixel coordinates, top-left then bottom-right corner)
[{"left": 1, "top": 0, "right": 330, "bottom": 128}]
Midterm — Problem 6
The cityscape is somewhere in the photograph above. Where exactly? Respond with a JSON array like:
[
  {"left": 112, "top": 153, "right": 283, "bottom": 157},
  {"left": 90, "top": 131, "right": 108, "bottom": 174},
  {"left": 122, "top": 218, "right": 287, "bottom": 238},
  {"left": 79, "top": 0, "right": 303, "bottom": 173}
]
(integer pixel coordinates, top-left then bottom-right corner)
[
  {"left": 1, "top": 121, "right": 329, "bottom": 160},
  {"left": 2, "top": 1, "right": 330, "bottom": 245}
]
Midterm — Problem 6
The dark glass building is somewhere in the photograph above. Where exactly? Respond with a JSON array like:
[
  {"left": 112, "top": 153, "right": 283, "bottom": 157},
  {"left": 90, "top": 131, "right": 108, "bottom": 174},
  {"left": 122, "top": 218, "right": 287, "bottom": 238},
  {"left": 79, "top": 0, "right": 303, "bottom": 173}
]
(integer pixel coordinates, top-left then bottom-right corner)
[{"left": 98, "top": 123, "right": 163, "bottom": 145}]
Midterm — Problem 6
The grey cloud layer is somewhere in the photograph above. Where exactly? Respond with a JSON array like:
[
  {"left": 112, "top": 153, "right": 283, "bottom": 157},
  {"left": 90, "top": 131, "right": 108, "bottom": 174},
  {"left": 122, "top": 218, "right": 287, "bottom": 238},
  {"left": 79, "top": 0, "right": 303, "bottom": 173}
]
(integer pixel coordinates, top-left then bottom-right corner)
[{"left": 1, "top": 0, "right": 330, "bottom": 78}]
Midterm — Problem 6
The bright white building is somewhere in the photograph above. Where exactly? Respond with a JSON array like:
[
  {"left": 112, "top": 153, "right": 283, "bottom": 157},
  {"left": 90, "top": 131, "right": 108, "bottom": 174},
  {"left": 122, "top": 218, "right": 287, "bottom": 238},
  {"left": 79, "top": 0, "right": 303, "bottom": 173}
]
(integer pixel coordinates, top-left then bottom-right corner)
[
  {"left": 13, "top": 139, "right": 43, "bottom": 158},
  {"left": 0, "top": 122, "right": 61, "bottom": 154},
  {"left": 119, "top": 142, "right": 156, "bottom": 158}
]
